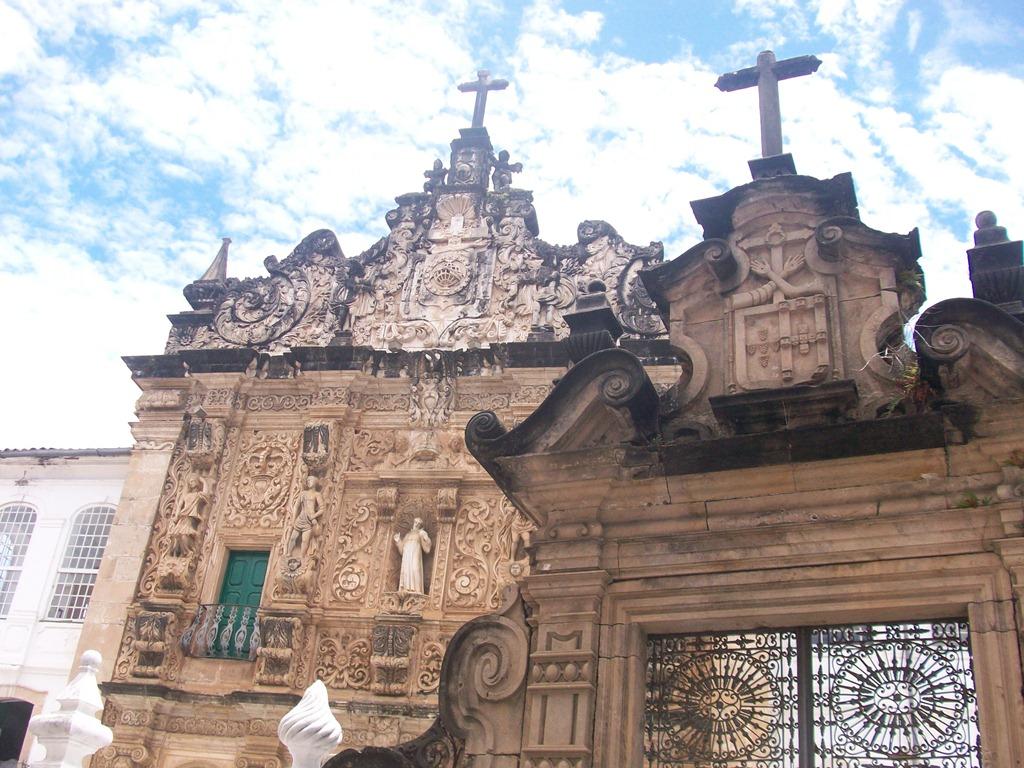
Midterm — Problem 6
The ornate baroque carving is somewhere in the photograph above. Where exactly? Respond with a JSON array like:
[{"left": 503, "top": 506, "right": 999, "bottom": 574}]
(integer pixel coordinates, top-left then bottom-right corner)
[
  {"left": 131, "top": 610, "right": 179, "bottom": 680},
  {"left": 224, "top": 432, "right": 300, "bottom": 528},
  {"left": 417, "top": 640, "right": 446, "bottom": 694},
  {"left": 448, "top": 496, "right": 535, "bottom": 610},
  {"left": 370, "top": 623, "right": 417, "bottom": 696},
  {"left": 331, "top": 497, "right": 379, "bottom": 604},
  {"left": 315, "top": 632, "right": 372, "bottom": 691},
  {"left": 255, "top": 616, "right": 303, "bottom": 686}
]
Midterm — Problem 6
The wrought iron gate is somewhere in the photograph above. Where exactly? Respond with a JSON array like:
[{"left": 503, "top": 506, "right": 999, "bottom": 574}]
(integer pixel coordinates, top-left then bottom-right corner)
[{"left": 645, "top": 620, "right": 981, "bottom": 767}]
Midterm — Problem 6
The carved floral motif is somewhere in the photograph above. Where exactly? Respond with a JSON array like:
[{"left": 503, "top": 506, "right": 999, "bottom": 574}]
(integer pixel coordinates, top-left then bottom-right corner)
[
  {"left": 331, "top": 497, "right": 378, "bottom": 603},
  {"left": 346, "top": 428, "right": 472, "bottom": 472},
  {"left": 315, "top": 632, "right": 372, "bottom": 690},
  {"left": 417, "top": 640, "right": 446, "bottom": 694},
  {"left": 448, "top": 496, "right": 535, "bottom": 610}
]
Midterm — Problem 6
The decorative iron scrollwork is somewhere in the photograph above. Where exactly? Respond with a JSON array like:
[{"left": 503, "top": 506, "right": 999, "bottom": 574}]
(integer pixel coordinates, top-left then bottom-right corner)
[{"left": 646, "top": 620, "right": 981, "bottom": 768}]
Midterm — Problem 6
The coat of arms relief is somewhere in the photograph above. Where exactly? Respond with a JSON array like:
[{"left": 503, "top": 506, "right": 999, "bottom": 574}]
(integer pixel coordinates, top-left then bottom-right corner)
[{"left": 725, "top": 220, "right": 839, "bottom": 393}]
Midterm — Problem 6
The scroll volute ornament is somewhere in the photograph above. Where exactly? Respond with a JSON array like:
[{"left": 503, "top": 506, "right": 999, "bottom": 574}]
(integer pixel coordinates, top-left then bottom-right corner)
[
  {"left": 916, "top": 297, "right": 1024, "bottom": 401},
  {"left": 438, "top": 586, "right": 529, "bottom": 761}
]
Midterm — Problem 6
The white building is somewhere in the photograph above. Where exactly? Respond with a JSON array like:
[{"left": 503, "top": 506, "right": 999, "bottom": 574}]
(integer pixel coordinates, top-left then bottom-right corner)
[{"left": 0, "top": 449, "right": 129, "bottom": 765}]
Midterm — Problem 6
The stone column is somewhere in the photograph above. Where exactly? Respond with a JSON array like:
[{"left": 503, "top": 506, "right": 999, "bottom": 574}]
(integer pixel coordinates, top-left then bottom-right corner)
[
  {"left": 519, "top": 570, "right": 609, "bottom": 768},
  {"left": 74, "top": 393, "right": 185, "bottom": 681},
  {"left": 429, "top": 485, "right": 458, "bottom": 611}
]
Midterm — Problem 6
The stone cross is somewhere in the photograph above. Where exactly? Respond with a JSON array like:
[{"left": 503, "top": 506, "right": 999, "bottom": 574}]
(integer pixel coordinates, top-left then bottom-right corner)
[
  {"left": 715, "top": 50, "right": 821, "bottom": 158},
  {"left": 457, "top": 70, "right": 509, "bottom": 129}
]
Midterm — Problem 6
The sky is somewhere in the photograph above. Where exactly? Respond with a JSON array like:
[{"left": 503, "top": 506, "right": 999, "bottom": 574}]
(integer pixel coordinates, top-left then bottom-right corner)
[{"left": 1, "top": 0, "right": 1022, "bottom": 448}]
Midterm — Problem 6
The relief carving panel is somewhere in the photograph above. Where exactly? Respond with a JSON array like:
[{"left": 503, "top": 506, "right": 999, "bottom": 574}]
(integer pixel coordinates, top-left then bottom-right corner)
[
  {"left": 315, "top": 631, "right": 372, "bottom": 691},
  {"left": 224, "top": 431, "right": 300, "bottom": 528}
]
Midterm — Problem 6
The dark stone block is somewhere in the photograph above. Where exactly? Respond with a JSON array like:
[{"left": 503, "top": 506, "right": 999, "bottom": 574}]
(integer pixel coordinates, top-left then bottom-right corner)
[
  {"left": 788, "top": 412, "right": 945, "bottom": 462},
  {"left": 122, "top": 355, "right": 187, "bottom": 378},
  {"left": 658, "top": 413, "right": 946, "bottom": 478},
  {"left": 748, "top": 152, "right": 797, "bottom": 179},
  {"left": 660, "top": 431, "right": 792, "bottom": 475},
  {"left": 288, "top": 346, "right": 365, "bottom": 372},
  {"left": 710, "top": 380, "right": 859, "bottom": 434},
  {"left": 620, "top": 338, "right": 676, "bottom": 363},
  {"left": 501, "top": 341, "right": 570, "bottom": 368},
  {"left": 178, "top": 348, "right": 257, "bottom": 374}
]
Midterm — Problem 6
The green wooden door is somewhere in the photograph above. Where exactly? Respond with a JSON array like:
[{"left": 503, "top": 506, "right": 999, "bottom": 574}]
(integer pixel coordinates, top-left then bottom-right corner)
[{"left": 214, "top": 550, "right": 267, "bottom": 658}]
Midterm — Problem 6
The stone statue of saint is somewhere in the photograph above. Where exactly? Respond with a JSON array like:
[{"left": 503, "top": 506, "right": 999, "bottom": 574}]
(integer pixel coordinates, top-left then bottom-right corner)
[
  {"left": 393, "top": 517, "right": 432, "bottom": 593},
  {"left": 167, "top": 474, "right": 209, "bottom": 559},
  {"left": 288, "top": 476, "right": 324, "bottom": 562}
]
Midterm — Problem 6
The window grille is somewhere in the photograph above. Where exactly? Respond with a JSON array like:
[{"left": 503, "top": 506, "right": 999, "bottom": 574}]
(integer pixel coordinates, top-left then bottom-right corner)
[
  {"left": 0, "top": 503, "right": 37, "bottom": 617},
  {"left": 47, "top": 505, "right": 115, "bottom": 621},
  {"left": 645, "top": 619, "right": 980, "bottom": 768}
]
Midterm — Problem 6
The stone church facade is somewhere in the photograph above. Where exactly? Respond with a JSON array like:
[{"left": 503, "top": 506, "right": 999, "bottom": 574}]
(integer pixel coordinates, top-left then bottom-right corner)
[
  {"left": 79, "top": 61, "right": 1024, "bottom": 768},
  {"left": 77, "top": 119, "right": 679, "bottom": 768},
  {"left": 327, "top": 82, "right": 1024, "bottom": 768}
]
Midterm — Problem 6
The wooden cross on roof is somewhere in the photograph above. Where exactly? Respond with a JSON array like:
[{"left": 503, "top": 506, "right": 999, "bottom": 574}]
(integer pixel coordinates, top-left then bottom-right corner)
[
  {"left": 716, "top": 50, "right": 821, "bottom": 158},
  {"left": 458, "top": 70, "right": 509, "bottom": 129}
]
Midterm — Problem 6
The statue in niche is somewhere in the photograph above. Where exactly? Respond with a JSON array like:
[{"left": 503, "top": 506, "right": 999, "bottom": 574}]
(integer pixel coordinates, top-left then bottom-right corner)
[
  {"left": 393, "top": 518, "right": 432, "bottom": 594},
  {"left": 287, "top": 476, "right": 324, "bottom": 562},
  {"left": 167, "top": 474, "right": 209, "bottom": 559},
  {"left": 490, "top": 149, "right": 522, "bottom": 191}
]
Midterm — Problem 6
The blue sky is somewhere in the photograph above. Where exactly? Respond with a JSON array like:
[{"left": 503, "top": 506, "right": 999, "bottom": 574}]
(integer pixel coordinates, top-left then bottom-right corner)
[{"left": 1, "top": 0, "right": 1022, "bottom": 448}]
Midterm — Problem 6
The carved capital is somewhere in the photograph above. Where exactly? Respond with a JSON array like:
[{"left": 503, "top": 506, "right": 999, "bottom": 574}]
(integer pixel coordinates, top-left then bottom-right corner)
[
  {"left": 436, "top": 486, "right": 459, "bottom": 520},
  {"left": 377, "top": 486, "right": 399, "bottom": 519},
  {"left": 255, "top": 615, "right": 303, "bottom": 687},
  {"left": 302, "top": 422, "right": 331, "bottom": 474},
  {"left": 130, "top": 610, "right": 178, "bottom": 679}
]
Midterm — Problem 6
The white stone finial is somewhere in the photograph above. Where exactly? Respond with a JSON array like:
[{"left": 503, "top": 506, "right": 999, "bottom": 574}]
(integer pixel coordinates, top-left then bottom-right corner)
[
  {"left": 29, "top": 651, "right": 114, "bottom": 768},
  {"left": 278, "top": 680, "right": 342, "bottom": 768}
]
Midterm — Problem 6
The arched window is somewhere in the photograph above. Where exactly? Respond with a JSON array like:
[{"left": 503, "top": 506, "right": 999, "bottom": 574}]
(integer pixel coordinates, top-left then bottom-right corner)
[
  {"left": 47, "top": 505, "right": 115, "bottom": 621},
  {"left": 0, "top": 503, "right": 37, "bottom": 618}
]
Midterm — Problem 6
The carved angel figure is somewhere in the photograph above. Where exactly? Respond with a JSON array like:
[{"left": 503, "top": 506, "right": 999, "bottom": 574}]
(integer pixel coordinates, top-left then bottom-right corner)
[
  {"left": 167, "top": 475, "right": 209, "bottom": 559},
  {"left": 423, "top": 159, "right": 448, "bottom": 193},
  {"left": 287, "top": 476, "right": 324, "bottom": 561},
  {"left": 393, "top": 518, "right": 432, "bottom": 593},
  {"left": 490, "top": 149, "right": 522, "bottom": 191}
]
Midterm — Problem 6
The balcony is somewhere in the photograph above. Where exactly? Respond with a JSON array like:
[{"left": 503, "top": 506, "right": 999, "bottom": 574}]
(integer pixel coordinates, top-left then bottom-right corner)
[{"left": 180, "top": 603, "right": 260, "bottom": 660}]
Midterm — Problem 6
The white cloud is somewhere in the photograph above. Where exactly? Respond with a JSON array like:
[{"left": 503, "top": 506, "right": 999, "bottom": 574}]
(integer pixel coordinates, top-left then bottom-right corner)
[
  {"left": 906, "top": 8, "right": 922, "bottom": 50},
  {"left": 0, "top": 0, "right": 1021, "bottom": 447},
  {"left": 0, "top": 2, "right": 40, "bottom": 76}
]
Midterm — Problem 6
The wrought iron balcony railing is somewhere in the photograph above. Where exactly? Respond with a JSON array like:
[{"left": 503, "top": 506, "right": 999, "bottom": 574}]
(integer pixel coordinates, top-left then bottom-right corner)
[{"left": 180, "top": 603, "right": 260, "bottom": 660}]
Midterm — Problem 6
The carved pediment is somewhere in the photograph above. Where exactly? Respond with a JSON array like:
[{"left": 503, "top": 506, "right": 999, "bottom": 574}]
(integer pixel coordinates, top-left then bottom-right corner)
[
  {"left": 642, "top": 174, "right": 924, "bottom": 432},
  {"left": 465, "top": 348, "right": 658, "bottom": 492},
  {"left": 167, "top": 131, "right": 666, "bottom": 355}
]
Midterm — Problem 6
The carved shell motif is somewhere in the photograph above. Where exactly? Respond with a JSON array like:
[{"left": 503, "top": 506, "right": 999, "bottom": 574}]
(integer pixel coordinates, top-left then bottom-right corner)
[{"left": 435, "top": 194, "right": 477, "bottom": 233}]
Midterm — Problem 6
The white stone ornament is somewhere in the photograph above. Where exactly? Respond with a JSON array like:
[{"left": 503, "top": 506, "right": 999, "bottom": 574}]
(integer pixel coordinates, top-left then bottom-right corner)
[
  {"left": 29, "top": 650, "right": 114, "bottom": 768},
  {"left": 278, "top": 680, "right": 343, "bottom": 768}
]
